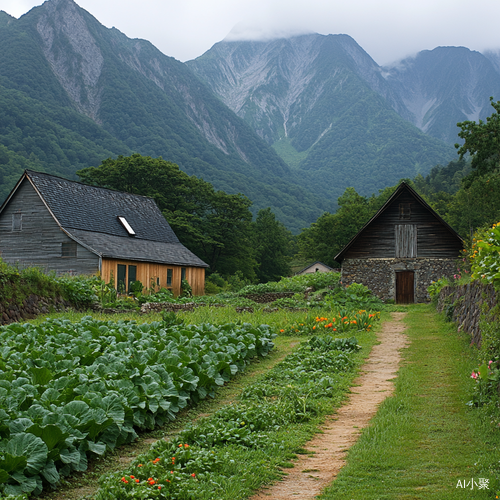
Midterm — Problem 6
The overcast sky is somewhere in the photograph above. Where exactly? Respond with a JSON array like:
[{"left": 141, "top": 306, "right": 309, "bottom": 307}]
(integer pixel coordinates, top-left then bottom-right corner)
[{"left": 1, "top": 0, "right": 500, "bottom": 65}]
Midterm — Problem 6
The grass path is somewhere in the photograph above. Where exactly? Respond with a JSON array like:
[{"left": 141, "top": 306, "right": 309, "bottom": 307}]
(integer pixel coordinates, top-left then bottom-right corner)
[
  {"left": 320, "top": 304, "right": 500, "bottom": 499},
  {"left": 250, "top": 312, "right": 408, "bottom": 499}
]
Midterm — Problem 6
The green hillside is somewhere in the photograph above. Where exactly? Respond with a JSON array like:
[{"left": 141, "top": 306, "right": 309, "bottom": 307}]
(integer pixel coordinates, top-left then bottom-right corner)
[
  {"left": 188, "top": 34, "right": 456, "bottom": 202},
  {"left": 0, "top": 0, "right": 328, "bottom": 232}
]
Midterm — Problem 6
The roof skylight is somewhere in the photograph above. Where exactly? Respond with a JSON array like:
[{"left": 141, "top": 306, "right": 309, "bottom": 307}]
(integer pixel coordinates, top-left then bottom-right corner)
[{"left": 118, "top": 216, "right": 136, "bottom": 236}]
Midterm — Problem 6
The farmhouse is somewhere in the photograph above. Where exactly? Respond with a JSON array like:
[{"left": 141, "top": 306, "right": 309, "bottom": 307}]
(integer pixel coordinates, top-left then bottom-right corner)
[
  {"left": 334, "top": 182, "right": 464, "bottom": 303},
  {"left": 296, "top": 261, "right": 335, "bottom": 275},
  {"left": 0, "top": 170, "right": 208, "bottom": 295}
]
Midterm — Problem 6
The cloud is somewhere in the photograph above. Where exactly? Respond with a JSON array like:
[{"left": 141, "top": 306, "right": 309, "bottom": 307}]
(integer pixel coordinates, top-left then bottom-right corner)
[
  {"left": 225, "top": 20, "right": 313, "bottom": 42},
  {"left": 1, "top": 0, "right": 500, "bottom": 65}
]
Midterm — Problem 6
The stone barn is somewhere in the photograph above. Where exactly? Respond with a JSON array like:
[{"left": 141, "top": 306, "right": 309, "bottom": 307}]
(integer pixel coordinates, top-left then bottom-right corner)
[{"left": 334, "top": 182, "right": 464, "bottom": 304}]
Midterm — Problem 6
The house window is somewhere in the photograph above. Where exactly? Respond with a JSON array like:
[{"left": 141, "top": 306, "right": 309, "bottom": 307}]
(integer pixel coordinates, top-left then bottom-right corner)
[
  {"left": 181, "top": 268, "right": 186, "bottom": 281},
  {"left": 128, "top": 265, "right": 137, "bottom": 291},
  {"left": 117, "top": 264, "right": 127, "bottom": 293},
  {"left": 117, "top": 264, "right": 138, "bottom": 293},
  {"left": 12, "top": 213, "right": 22, "bottom": 231},
  {"left": 117, "top": 216, "right": 136, "bottom": 236},
  {"left": 61, "top": 241, "right": 77, "bottom": 257},
  {"left": 399, "top": 203, "right": 411, "bottom": 219},
  {"left": 167, "top": 269, "right": 173, "bottom": 287}
]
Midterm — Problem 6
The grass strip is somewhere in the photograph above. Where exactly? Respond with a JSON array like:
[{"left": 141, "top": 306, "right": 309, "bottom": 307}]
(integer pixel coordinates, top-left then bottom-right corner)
[{"left": 320, "top": 303, "right": 500, "bottom": 500}]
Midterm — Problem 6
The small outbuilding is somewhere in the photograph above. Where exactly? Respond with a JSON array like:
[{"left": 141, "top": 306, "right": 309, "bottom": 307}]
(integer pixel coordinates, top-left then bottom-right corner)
[
  {"left": 296, "top": 261, "right": 335, "bottom": 275},
  {"left": 334, "top": 182, "right": 464, "bottom": 303},
  {"left": 0, "top": 170, "right": 208, "bottom": 295}
]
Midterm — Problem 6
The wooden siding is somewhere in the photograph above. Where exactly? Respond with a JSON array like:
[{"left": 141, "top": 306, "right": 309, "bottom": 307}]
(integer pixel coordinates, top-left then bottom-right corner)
[
  {"left": 395, "top": 225, "right": 417, "bottom": 258},
  {"left": 101, "top": 259, "right": 205, "bottom": 296},
  {"left": 343, "top": 190, "right": 463, "bottom": 259},
  {"left": 0, "top": 180, "right": 99, "bottom": 275}
]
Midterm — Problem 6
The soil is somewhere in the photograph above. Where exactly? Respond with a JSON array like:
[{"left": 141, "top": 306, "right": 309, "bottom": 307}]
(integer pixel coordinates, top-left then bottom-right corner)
[{"left": 249, "top": 312, "right": 409, "bottom": 500}]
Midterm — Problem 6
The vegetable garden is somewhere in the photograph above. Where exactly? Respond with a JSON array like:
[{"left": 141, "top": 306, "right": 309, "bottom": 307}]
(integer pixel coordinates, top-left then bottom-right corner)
[{"left": 0, "top": 269, "right": 384, "bottom": 499}]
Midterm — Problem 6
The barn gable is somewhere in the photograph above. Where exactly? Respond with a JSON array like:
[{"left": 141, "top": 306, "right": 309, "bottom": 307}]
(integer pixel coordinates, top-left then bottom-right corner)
[{"left": 335, "top": 182, "right": 463, "bottom": 303}]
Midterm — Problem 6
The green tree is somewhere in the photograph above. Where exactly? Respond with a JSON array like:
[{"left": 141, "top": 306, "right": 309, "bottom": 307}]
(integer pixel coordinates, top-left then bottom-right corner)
[
  {"left": 77, "top": 154, "right": 256, "bottom": 279},
  {"left": 456, "top": 97, "right": 500, "bottom": 185},
  {"left": 253, "top": 208, "right": 292, "bottom": 282},
  {"left": 297, "top": 185, "right": 397, "bottom": 267},
  {"left": 445, "top": 172, "right": 500, "bottom": 241}
]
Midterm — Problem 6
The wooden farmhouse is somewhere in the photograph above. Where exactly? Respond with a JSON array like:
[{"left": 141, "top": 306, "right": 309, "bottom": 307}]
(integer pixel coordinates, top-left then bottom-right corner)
[
  {"left": 334, "top": 182, "right": 464, "bottom": 304},
  {"left": 296, "top": 261, "right": 335, "bottom": 275},
  {"left": 0, "top": 170, "right": 208, "bottom": 295}
]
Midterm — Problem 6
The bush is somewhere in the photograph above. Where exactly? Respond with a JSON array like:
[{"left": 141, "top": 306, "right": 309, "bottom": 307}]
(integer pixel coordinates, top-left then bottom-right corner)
[
  {"left": 324, "top": 283, "right": 384, "bottom": 310},
  {"left": 204, "top": 281, "right": 221, "bottom": 295},
  {"left": 470, "top": 221, "right": 500, "bottom": 288},
  {"left": 0, "top": 259, "right": 97, "bottom": 309},
  {"left": 238, "top": 272, "right": 341, "bottom": 296}
]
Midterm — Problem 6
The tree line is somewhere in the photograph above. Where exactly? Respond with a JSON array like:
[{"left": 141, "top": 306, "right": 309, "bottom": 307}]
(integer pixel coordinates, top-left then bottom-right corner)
[
  {"left": 77, "top": 155, "right": 293, "bottom": 285},
  {"left": 78, "top": 98, "right": 500, "bottom": 284}
]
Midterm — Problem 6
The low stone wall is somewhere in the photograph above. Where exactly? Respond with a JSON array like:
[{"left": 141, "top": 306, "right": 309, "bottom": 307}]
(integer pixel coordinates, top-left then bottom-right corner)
[
  {"left": 140, "top": 302, "right": 201, "bottom": 314},
  {"left": 0, "top": 294, "right": 72, "bottom": 325},
  {"left": 341, "top": 257, "right": 457, "bottom": 302},
  {"left": 243, "top": 292, "right": 295, "bottom": 303},
  {"left": 437, "top": 282, "right": 497, "bottom": 347}
]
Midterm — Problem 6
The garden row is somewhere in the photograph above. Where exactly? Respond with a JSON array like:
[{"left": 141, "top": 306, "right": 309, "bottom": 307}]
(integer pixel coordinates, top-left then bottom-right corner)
[
  {"left": 93, "top": 334, "right": 367, "bottom": 499},
  {"left": 0, "top": 316, "right": 275, "bottom": 498}
]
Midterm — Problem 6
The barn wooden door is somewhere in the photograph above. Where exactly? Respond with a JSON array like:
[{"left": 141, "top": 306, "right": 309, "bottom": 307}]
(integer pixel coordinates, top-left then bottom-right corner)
[{"left": 396, "top": 271, "right": 414, "bottom": 304}]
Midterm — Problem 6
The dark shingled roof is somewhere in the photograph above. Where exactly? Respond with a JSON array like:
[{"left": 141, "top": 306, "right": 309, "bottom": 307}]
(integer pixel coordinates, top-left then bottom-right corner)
[{"left": 24, "top": 170, "right": 208, "bottom": 268}]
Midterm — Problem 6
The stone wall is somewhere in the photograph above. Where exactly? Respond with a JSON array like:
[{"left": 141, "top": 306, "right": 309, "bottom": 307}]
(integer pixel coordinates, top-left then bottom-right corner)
[
  {"left": 242, "top": 292, "right": 296, "bottom": 303},
  {"left": 437, "top": 282, "right": 497, "bottom": 347},
  {"left": 140, "top": 302, "right": 200, "bottom": 314},
  {"left": 0, "top": 294, "right": 72, "bottom": 325},
  {"left": 341, "top": 258, "right": 457, "bottom": 302}
]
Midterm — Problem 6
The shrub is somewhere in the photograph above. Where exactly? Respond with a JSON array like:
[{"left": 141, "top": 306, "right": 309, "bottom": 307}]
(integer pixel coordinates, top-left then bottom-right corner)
[
  {"left": 470, "top": 221, "right": 500, "bottom": 288},
  {"left": 238, "top": 272, "right": 341, "bottom": 296}
]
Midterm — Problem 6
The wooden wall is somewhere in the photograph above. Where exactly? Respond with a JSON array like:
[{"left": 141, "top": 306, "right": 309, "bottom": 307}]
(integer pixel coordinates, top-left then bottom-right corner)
[
  {"left": 0, "top": 180, "right": 100, "bottom": 275},
  {"left": 101, "top": 259, "right": 205, "bottom": 296},
  {"left": 343, "top": 190, "right": 463, "bottom": 259}
]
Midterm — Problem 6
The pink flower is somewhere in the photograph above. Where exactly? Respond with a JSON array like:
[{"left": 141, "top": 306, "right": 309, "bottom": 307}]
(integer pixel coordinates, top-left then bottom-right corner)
[{"left": 471, "top": 371, "right": 479, "bottom": 379}]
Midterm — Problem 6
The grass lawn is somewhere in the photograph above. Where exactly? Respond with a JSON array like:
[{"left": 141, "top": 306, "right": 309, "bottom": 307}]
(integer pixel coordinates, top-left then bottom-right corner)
[{"left": 320, "top": 303, "right": 500, "bottom": 499}]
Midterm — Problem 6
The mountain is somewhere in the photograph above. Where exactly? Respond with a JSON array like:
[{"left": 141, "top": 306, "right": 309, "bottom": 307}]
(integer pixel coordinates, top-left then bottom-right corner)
[
  {"left": 0, "top": 0, "right": 326, "bottom": 232},
  {"left": 2, "top": 1, "right": 498, "bottom": 234},
  {"left": 187, "top": 34, "right": 456, "bottom": 199},
  {"left": 382, "top": 46, "right": 500, "bottom": 144}
]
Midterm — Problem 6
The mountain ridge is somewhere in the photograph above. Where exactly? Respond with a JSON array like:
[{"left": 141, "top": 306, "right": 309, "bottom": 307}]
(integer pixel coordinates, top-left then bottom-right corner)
[
  {"left": 0, "top": 0, "right": 327, "bottom": 232},
  {"left": 2, "top": 0, "right": 499, "bottom": 233},
  {"left": 188, "top": 33, "right": 456, "bottom": 201}
]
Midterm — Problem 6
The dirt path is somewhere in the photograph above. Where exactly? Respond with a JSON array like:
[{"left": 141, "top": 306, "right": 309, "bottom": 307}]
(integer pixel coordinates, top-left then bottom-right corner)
[{"left": 250, "top": 312, "right": 409, "bottom": 500}]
